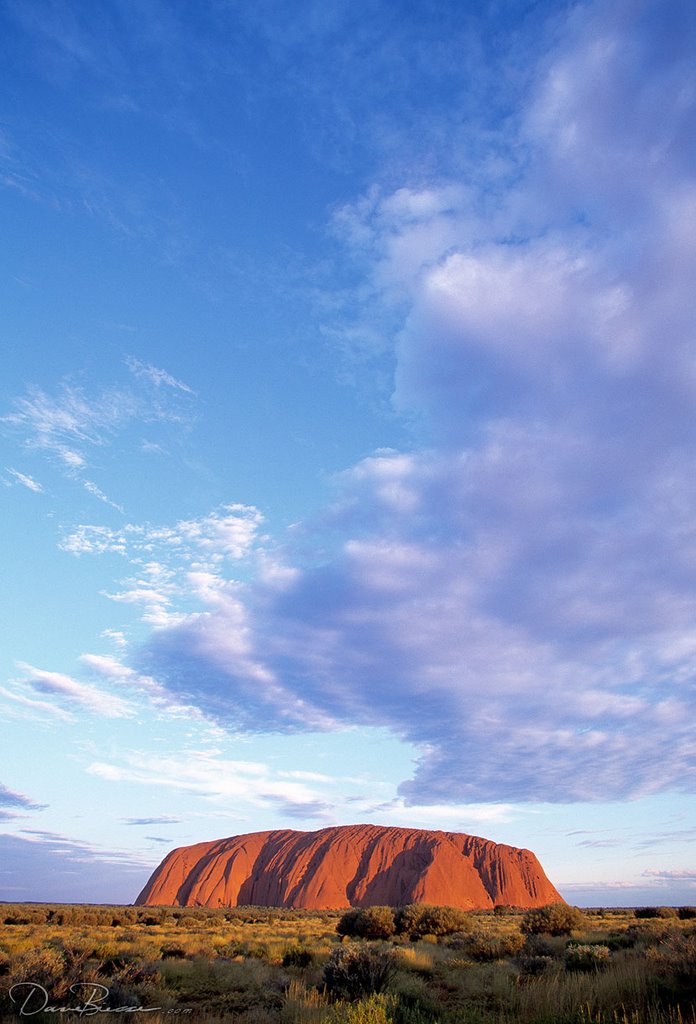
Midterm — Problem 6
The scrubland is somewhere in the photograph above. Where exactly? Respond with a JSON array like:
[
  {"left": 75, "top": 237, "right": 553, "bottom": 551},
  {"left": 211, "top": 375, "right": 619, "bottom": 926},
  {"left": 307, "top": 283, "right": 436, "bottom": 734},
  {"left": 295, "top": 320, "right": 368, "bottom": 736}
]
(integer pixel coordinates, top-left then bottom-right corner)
[{"left": 0, "top": 902, "right": 694, "bottom": 1023}]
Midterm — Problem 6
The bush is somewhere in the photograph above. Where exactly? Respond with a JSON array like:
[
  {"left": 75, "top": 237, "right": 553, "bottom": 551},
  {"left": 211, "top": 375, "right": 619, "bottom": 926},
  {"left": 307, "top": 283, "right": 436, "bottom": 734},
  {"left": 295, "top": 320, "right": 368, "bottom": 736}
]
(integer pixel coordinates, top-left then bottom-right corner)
[
  {"left": 646, "top": 926, "right": 696, "bottom": 990},
  {"left": 464, "top": 929, "right": 525, "bottom": 961},
  {"left": 282, "top": 945, "right": 314, "bottom": 968},
  {"left": 624, "top": 922, "right": 669, "bottom": 948},
  {"left": 327, "top": 993, "right": 397, "bottom": 1024},
  {"left": 160, "top": 943, "right": 187, "bottom": 959},
  {"left": 677, "top": 907, "right": 696, "bottom": 920},
  {"left": 10, "top": 947, "right": 66, "bottom": 989},
  {"left": 521, "top": 904, "right": 586, "bottom": 936},
  {"left": 337, "top": 907, "right": 396, "bottom": 940},
  {"left": 563, "top": 943, "right": 611, "bottom": 972},
  {"left": 322, "top": 944, "right": 398, "bottom": 1001},
  {"left": 634, "top": 906, "right": 678, "bottom": 919},
  {"left": 515, "top": 954, "right": 555, "bottom": 977},
  {"left": 394, "top": 905, "right": 471, "bottom": 941}
]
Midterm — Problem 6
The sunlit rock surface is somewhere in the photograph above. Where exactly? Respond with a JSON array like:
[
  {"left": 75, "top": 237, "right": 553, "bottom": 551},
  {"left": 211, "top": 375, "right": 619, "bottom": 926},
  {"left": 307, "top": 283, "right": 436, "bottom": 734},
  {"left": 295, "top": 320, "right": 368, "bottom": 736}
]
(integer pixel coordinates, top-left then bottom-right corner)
[{"left": 136, "top": 824, "right": 564, "bottom": 910}]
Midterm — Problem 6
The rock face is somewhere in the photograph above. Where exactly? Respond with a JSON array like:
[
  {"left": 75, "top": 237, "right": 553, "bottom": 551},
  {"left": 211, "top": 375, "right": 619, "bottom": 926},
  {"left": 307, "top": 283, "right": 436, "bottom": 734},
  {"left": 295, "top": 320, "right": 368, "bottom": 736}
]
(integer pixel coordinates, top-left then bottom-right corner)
[{"left": 136, "top": 824, "right": 563, "bottom": 910}]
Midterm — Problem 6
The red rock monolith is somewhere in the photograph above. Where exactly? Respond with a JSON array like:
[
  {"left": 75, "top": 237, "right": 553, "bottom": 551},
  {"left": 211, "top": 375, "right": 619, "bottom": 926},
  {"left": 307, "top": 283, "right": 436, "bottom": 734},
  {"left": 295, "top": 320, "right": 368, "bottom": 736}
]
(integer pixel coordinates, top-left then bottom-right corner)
[{"left": 136, "top": 824, "right": 563, "bottom": 910}]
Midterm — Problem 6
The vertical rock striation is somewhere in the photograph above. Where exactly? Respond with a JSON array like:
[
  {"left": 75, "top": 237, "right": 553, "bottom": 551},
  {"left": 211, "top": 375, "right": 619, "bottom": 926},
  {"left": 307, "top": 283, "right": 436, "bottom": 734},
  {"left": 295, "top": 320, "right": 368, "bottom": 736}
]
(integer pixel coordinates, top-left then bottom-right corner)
[{"left": 136, "top": 824, "right": 564, "bottom": 909}]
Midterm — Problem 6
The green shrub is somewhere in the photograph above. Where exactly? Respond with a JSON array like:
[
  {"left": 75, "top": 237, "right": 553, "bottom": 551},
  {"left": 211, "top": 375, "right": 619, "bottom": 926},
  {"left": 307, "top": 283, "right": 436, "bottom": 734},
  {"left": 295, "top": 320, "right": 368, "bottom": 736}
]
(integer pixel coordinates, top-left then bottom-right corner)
[
  {"left": 337, "top": 907, "right": 396, "bottom": 940},
  {"left": 624, "top": 922, "right": 670, "bottom": 948},
  {"left": 646, "top": 926, "right": 696, "bottom": 990},
  {"left": 521, "top": 903, "right": 586, "bottom": 936},
  {"left": 604, "top": 930, "right": 637, "bottom": 950},
  {"left": 634, "top": 906, "right": 678, "bottom": 919},
  {"left": 282, "top": 945, "right": 314, "bottom": 968},
  {"left": 160, "top": 943, "right": 187, "bottom": 959},
  {"left": 10, "top": 946, "right": 66, "bottom": 988},
  {"left": 515, "top": 953, "right": 555, "bottom": 977},
  {"left": 464, "top": 928, "right": 525, "bottom": 961},
  {"left": 394, "top": 905, "right": 471, "bottom": 941},
  {"left": 322, "top": 944, "right": 397, "bottom": 1001},
  {"left": 563, "top": 943, "right": 611, "bottom": 972},
  {"left": 522, "top": 933, "right": 556, "bottom": 957},
  {"left": 326, "top": 993, "right": 397, "bottom": 1024},
  {"left": 98, "top": 954, "right": 134, "bottom": 976},
  {"left": 677, "top": 907, "right": 696, "bottom": 920}
]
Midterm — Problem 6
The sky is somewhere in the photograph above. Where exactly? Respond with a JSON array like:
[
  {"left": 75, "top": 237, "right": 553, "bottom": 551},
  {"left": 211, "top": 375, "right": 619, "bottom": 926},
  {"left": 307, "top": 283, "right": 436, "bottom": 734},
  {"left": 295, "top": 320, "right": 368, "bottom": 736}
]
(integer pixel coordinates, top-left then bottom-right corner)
[{"left": 1, "top": 0, "right": 695, "bottom": 908}]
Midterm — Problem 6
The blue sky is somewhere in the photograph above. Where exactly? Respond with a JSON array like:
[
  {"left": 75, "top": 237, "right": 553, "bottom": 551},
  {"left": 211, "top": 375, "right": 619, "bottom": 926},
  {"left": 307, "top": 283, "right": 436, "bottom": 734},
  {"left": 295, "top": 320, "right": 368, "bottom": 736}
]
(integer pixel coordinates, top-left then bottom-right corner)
[{"left": 1, "top": 0, "right": 695, "bottom": 907}]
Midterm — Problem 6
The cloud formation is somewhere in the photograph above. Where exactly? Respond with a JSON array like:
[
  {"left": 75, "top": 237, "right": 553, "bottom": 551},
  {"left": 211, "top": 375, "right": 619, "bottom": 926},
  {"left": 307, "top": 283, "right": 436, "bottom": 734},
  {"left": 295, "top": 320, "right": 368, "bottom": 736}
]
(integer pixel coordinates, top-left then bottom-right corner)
[
  {"left": 1, "top": 359, "right": 195, "bottom": 507},
  {"left": 19, "top": 1, "right": 693, "bottom": 812},
  {"left": 5, "top": 467, "right": 43, "bottom": 492},
  {"left": 0, "top": 782, "right": 43, "bottom": 810},
  {"left": 120, "top": 0, "right": 696, "bottom": 806},
  {"left": 0, "top": 832, "right": 150, "bottom": 903},
  {"left": 87, "top": 749, "right": 341, "bottom": 820},
  {"left": 13, "top": 662, "right": 135, "bottom": 719}
]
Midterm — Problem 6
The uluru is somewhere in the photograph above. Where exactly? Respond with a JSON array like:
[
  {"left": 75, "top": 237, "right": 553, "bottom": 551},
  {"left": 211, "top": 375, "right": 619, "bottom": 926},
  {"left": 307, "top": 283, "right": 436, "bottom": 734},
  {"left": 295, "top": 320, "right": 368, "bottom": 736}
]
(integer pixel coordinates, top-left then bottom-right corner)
[{"left": 136, "top": 824, "right": 563, "bottom": 910}]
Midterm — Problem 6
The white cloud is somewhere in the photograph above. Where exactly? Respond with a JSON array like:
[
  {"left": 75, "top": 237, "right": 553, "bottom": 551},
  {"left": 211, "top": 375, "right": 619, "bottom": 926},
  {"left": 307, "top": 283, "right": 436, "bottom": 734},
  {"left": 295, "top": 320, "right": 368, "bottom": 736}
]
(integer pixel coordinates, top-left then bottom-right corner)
[
  {"left": 643, "top": 868, "right": 696, "bottom": 881},
  {"left": 101, "top": 628, "right": 128, "bottom": 648},
  {"left": 87, "top": 748, "right": 335, "bottom": 818},
  {"left": 2, "top": 361, "right": 195, "bottom": 502},
  {"left": 82, "top": 478, "right": 123, "bottom": 511},
  {"left": 5, "top": 467, "right": 43, "bottom": 492},
  {"left": 0, "top": 684, "right": 75, "bottom": 722},
  {"left": 14, "top": 662, "right": 135, "bottom": 718},
  {"left": 125, "top": 356, "right": 195, "bottom": 395},
  {"left": 126, "top": 0, "right": 696, "bottom": 806},
  {"left": 61, "top": 505, "right": 262, "bottom": 564}
]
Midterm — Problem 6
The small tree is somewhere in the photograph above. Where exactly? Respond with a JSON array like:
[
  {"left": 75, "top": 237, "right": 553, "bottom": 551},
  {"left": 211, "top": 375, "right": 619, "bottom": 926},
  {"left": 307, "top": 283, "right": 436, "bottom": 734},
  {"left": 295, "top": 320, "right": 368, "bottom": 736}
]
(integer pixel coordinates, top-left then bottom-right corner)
[{"left": 521, "top": 903, "right": 586, "bottom": 936}]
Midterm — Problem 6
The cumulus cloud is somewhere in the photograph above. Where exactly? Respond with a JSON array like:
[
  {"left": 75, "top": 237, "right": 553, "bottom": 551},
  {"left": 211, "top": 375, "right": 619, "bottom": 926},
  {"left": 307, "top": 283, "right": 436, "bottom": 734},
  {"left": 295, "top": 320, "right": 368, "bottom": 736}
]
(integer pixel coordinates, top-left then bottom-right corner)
[
  {"left": 61, "top": 504, "right": 262, "bottom": 563},
  {"left": 60, "top": 506, "right": 267, "bottom": 637},
  {"left": 124, "top": 0, "right": 696, "bottom": 806}
]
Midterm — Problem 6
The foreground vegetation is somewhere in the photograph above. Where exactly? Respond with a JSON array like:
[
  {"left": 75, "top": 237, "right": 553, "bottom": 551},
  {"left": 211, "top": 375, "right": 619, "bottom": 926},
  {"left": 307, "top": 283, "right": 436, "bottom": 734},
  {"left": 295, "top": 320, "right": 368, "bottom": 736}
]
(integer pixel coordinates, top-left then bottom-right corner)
[{"left": 0, "top": 902, "right": 694, "bottom": 1023}]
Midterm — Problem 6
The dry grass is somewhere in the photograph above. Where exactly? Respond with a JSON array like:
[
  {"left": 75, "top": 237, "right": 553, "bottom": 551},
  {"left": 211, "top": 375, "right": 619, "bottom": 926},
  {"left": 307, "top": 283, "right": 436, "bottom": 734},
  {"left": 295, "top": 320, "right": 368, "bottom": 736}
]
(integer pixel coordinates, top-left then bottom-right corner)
[{"left": 0, "top": 905, "right": 693, "bottom": 1023}]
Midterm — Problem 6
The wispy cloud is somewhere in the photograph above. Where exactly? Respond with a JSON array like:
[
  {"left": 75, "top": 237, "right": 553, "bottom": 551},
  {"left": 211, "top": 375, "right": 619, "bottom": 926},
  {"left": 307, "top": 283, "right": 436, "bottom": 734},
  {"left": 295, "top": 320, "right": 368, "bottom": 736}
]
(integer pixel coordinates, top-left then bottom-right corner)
[
  {"left": 0, "top": 782, "right": 43, "bottom": 810},
  {"left": 5, "top": 467, "right": 43, "bottom": 492},
  {"left": 87, "top": 749, "right": 336, "bottom": 818},
  {"left": 0, "top": 832, "right": 152, "bottom": 902},
  {"left": 643, "top": 869, "right": 696, "bottom": 881},
  {"left": 125, "top": 356, "right": 195, "bottom": 395},
  {"left": 2, "top": 361, "right": 195, "bottom": 506},
  {"left": 14, "top": 662, "right": 135, "bottom": 718},
  {"left": 123, "top": 816, "right": 181, "bottom": 826}
]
